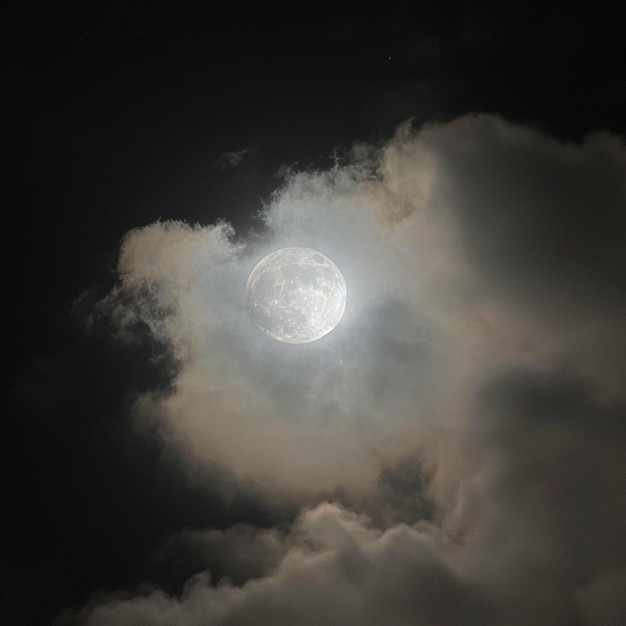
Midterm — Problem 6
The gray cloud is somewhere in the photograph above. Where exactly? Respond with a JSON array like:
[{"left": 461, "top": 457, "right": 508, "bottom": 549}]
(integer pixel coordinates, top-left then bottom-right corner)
[
  {"left": 152, "top": 524, "right": 287, "bottom": 588},
  {"left": 56, "top": 503, "right": 493, "bottom": 626},
  {"left": 67, "top": 114, "right": 626, "bottom": 623},
  {"left": 217, "top": 146, "right": 256, "bottom": 170}
]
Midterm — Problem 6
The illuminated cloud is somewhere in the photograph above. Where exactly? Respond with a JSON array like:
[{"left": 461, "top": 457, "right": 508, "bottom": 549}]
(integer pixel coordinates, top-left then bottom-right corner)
[
  {"left": 65, "top": 115, "right": 626, "bottom": 624},
  {"left": 58, "top": 503, "right": 492, "bottom": 626}
]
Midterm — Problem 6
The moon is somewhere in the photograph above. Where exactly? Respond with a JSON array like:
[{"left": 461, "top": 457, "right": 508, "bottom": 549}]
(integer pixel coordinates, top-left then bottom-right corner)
[{"left": 246, "top": 247, "right": 347, "bottom": 344}]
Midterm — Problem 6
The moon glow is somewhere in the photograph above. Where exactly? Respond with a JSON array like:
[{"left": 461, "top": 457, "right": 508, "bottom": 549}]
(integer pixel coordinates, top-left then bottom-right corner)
[{"left": 246, "top": 247, "right": 347, "bottom": 344}]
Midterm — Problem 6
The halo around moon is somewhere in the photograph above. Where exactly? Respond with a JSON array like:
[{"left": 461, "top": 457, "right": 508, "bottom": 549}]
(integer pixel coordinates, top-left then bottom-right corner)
[{"left": 246, "top": 247, "right": 347, "bottom": 344}]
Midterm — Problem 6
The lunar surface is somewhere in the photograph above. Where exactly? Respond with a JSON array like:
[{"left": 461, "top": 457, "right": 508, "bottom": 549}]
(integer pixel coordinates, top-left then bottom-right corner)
[{"left": 246, "top": 247, "right": 347, "bottom": 344}]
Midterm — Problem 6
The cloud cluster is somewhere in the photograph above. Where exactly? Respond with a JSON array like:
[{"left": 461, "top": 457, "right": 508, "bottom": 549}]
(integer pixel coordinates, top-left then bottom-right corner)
[
  {"left": 57, "top": 502, "right": 493, "bottom": 626},
  {"left": 68, "top": 115, "right": 626, "bottom": 623}
]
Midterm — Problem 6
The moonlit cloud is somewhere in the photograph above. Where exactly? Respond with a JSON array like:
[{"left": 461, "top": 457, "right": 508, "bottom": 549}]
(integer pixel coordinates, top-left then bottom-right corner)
[
  {"left": 65, "top": 114, "right": 626, "bottom": 624},
  {"left": 58, "top": 503, "right": 493, "bottom": 626}
]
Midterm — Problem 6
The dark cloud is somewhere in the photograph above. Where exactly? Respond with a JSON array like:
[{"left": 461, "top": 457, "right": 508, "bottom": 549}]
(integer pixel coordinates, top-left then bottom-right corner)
[
  {"left": 477, "top": 368, "right": 626, "bottom": 579},
  {"left": 56, "top": 364, "right": 626, "bottom": 624},
  {"left": 428, "top": 118, "right": 626, "bottom": 308},
  {"left": 55, "top": 503, "right": 493, "bottom": 626},
  {"left": 152, "top": 524, "right": 286, "bottom": 588},
  {"left": 217, "top": 146, "right": 257, "bottom": 171},
  {"left": 462, "top": 367, "right": 626, "bottom": 624}
]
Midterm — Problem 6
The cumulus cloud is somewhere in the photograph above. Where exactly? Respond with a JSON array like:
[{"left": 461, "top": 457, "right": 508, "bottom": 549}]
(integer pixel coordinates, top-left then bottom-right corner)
[
  {"left": 69, "top": 114, "right": 626, "bottom": 623},
  {"left": 152, "top": 523, "right": 287, "bottom": 588},
  {"left": 57, "top": 503, "right": 492, "bottom": 626}
]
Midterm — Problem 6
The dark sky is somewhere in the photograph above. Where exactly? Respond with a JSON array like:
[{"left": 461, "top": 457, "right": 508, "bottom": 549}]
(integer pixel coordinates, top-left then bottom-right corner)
[{"left": 3, "top": 4, "right": 626, "bottom": 625}]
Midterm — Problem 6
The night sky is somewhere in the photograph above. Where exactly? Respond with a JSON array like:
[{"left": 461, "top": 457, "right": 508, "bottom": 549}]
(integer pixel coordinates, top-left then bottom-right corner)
[{"left": 4, "top": 4, "right": 626, "bottom": 625}]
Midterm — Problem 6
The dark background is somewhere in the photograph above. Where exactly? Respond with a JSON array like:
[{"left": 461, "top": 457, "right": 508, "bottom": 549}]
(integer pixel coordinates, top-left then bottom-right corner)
[{"left": 2, "top": 3, "right": 625, "bottom": 624}]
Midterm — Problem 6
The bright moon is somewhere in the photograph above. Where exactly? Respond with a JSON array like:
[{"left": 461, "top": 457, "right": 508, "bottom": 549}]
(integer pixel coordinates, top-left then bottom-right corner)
[{"left": 246, "top": 247, "right": 347, "bottom": 344}]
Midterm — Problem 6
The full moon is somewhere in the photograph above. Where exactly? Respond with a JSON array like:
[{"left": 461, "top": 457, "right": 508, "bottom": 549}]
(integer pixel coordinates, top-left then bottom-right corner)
[{"left": 246, "top": 247, "right": 347, "bottom": 344}]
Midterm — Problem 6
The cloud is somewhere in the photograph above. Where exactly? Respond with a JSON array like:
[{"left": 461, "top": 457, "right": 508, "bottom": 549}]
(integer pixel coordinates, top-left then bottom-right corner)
[
  {"left": 93, "top": 167, "right": 452, "bottom": 491},
  {"left": 217, "top": 147, "right": 256, "bottom": 170},
  {"left": 56, "top": 503, "right": 493, "bottom": 626},
  {"left": 96, "top": 114, "right": 626, "bottom": 491},
  {"left": 56, "top": 375, "right": 626, "bottom": 623},
  {"left": 152, "top": 524, "right": 287, "bottom": 588},
  {"left": 403, "top": 116, "right": 626, "bottom": 399},
  {"left": 69, "top": 114, "right": 626, "bottom": 623}
]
